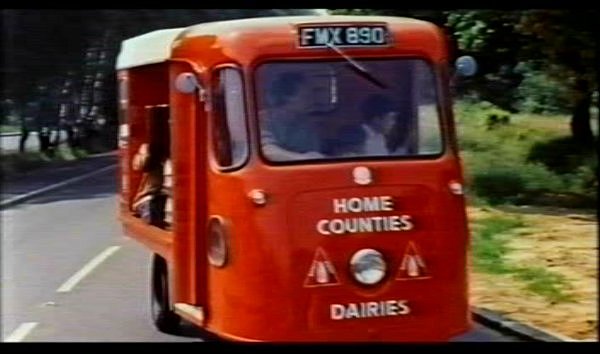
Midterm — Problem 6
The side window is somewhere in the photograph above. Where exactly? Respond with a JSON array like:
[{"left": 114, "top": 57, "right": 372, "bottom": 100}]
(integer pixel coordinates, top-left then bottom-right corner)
[
  {"left": 415, "top": 61, "right": 442, "bottom": 154},
  {"left": 212, "top": 68, "right": 249, "bottom": 168}
]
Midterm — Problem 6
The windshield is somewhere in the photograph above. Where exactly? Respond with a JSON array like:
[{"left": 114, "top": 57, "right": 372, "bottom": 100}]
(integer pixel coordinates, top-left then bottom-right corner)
[{"left": 255, "top": 59, "right": 443, "bottom": 163}]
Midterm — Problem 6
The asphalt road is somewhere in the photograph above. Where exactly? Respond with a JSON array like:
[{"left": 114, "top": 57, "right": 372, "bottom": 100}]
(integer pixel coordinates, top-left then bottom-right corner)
[{"left": 1, "top": 166, "right": 524, "bottom": 342}]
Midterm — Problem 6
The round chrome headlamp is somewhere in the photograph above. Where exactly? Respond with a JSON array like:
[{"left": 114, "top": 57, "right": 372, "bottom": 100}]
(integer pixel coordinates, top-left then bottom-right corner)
[{"left": 349, "top": 249, "right": 386, "bottom": 285}]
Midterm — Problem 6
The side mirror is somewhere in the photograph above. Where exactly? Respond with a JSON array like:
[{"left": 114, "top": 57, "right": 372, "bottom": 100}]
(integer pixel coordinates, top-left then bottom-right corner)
[
  {"left": 174, "top": 72, "right": 202, "bottom": 94},
  {"left": 455, "top": 56, "right": 477, "bottom": 77}
]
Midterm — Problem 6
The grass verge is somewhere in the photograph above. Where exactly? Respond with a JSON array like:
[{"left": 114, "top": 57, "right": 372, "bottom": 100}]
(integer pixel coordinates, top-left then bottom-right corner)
[
  {"left": 1, "top": 147, "right": 89, "bottom": 177},
  {"left": 472, "top": 213, "right": 574, "bottom": 303},
  {"left": 0, "top": 125, "right": 20, "bottom": 133}
]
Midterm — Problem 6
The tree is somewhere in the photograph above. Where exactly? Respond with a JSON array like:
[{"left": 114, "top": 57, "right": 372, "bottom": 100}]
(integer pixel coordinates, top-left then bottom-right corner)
[
  {"left": 517, "top": 10, "right": 598, "bottom": 145},
  {"left": 2, "top": 9, "right": 325, "bottom": 153},
  {"left": 445, "top": 10, "right": 598, "bottom": 145},
  {"left": 331, "top": 9, "right": 598, "bottom": 144}
]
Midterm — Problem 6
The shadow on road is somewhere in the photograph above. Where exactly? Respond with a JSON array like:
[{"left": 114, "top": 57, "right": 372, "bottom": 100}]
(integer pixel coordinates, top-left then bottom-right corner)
[
  {"left": 176, "top": 321, "right": 222, "bottom": 342},
  {"left": 6, "top": 167, "right": 117, "bottom": 208},
  {"left": 2, "top": 152, "right": 118, "bottom": 209}
]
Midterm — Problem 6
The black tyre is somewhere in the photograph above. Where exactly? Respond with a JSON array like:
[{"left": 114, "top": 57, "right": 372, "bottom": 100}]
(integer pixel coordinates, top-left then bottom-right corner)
[{"left": 151, "top": 254, "right": 181, "bottom": 334}]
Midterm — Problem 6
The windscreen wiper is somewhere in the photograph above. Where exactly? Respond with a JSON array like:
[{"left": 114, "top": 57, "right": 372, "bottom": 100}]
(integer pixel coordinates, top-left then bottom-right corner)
[{"left": 325, "top": 42, "right": 387, "bottom": 89}]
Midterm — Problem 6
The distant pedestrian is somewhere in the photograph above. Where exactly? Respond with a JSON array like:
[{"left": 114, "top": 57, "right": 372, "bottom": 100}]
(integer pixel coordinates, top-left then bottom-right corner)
[
  {"left": 57, "top": 76, "right": 80, "bottom": 149},
  {"left": 19, "top": 100, "right": 39, "bottom": 153},
  {"left": 36, "top": 84, "right": 55, "bottom": 156}
]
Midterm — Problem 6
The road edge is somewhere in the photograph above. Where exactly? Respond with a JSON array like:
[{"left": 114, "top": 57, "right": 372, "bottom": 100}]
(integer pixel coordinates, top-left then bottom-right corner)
[
  {"left": 472, "top": 307, "right": 578, "bottom": 342},
  {"left": 0, "top": 164, "right": 117, "bottom": 209}
]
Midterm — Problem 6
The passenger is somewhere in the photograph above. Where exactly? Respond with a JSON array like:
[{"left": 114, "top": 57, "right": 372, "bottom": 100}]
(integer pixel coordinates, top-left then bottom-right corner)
[
  {"left": 132, "top": 143, "right": 166, "bottom": 228},
  {"left": 359, "top": 95, "right": 408, "bottom": 155},
  {"left": 324, "top": 124, "right": 366, "bottom": 157},
  {"left": 162, "top": 158, "right": 173, "bottom": 228},
  {"left": 260, "top": 72, "right": 324, "bottom": 161},
  {"left": 132, "top": 106, "right": 170, "bottom": 228}
]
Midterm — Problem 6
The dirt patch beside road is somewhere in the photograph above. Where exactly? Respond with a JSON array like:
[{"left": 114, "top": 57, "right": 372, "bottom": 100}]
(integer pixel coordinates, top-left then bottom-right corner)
[{"left": 468, "top": 205, "right": 597, "bottom": 341}]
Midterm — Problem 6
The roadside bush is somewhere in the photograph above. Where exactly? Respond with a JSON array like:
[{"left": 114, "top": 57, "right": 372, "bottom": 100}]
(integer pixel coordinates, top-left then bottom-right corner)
[
  {"left": 471, "top": 166, "right": 526, "bottom": 204},
  {"left": 515, "top": 67, "right": 571, "bottom": 115},
  {"left": 519, "top": 163, "right": 566, "bottom": 193},
  {"left": 469, "top": 163, "right": 565, "bottom": 205},
  {"left": 457, "top": 100, "right": 595, "bottom": 208},
  {"left": 562, "top": 158, "right": 598, "bottom": 197},
  {"left": 527, "top": 136, "right": 596, "bottom": 174},
  {"left": 457, "top": 125, "right": 500, "bottom": 152},
  {"left": 455, "top": 101, "right": 515, "bottom": 152},
  {"left": 454, "top": 100, "right": 511, "bottom": 129},
  {"left": 485, "top": 108, "right": 511, "bottom": 130}
]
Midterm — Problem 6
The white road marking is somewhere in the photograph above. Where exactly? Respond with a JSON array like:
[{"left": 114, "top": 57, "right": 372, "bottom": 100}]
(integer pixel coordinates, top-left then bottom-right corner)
[
  {"left": 4, "top": 322, "right": 39, "bottom": 342},
  {"left": 0, "top": 164, "right": 117, "bottom": 209},
  {"left": 56, "top": 246, "right": 121, "bottom": 293}
]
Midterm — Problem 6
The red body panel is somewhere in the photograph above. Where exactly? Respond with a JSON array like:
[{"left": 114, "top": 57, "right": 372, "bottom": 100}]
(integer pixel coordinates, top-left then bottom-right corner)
[{"left": 205, "top": 157, "right": 470, "bottom": 341}]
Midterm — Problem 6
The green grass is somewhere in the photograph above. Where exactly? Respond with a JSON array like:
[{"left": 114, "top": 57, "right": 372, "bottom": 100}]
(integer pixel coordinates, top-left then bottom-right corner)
[
  {"left": 472, "top": 215, "right": 574, "bottom": 303},
  {"left": 513, "top": 267, "right": 574, "bottom": 303},
  {"left": 472, "top": 215, "right": 525, "bottom": 274},
  {"left": 0, "top": 124, "right": 20, "bottom": 133}
]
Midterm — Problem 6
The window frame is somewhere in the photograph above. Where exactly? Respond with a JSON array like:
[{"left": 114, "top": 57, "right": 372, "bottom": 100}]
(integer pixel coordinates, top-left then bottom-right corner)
[
  {"left": 252, "top": 56, "right": 448, "bottom": 166},
  {"left": 210, "top": 65, "right": 251, "bottom": 172}
]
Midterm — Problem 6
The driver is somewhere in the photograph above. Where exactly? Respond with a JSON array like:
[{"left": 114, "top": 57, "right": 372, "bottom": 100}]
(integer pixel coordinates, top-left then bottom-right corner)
[{"left": 259, "top": 72, "right": 325, "bottom": 161}]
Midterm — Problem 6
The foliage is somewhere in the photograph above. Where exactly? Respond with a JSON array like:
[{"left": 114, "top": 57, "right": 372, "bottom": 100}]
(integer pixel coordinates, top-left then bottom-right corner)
[
  {"left": 471, "top": 215, "right": 524, "bottom": 274},
  {"left": 527, "top": 136, "right": 597, "bottom": 174},
  {"left": 515, "top": 63, "right": 572, "bottom": 114},
  {"left": 329, "top": 9, "right": 447, "bottom": 25},
  {"left": 457, "top": 101, "right": 596, "bottom": 207},
  {"left": 448, "top": 10, "right": 597, "bottom": 104},
  {"left": 1, "top": 147, "right": 86, "bottom": 177},
  {"left": 469, "top": 163, "right": 565, "bottom": 205},
  {"left": 484, "top": 108, "right": 511, "bottom": 129},
  {"left": 3, "top": 8, "right": 598, "bottom": 154},
  {"left": 2, "top": 9, "right": 325, "bottom": 154},
  {"left": 333, "top": 9, "right": 598, "bottom": 138},
  {"left": 0, "top": 125, "right": 20, "bottom": 133},
  {"left": 471, "top": 167, "right": 527, "bottom": 204},
  {"left": 517, "top": 10, "right": 597, "bottom": 91}
]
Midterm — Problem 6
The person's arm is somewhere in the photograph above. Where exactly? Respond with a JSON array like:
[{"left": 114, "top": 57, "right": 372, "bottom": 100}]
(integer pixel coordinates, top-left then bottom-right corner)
[
  {"left": 132, "top": 144, "right": 150, "bottom": 171},
  {"left": 262, "top": 143, "right": 324, "bottom": 161},
  {"left": 259, "top": 112, "right": 323, "bottom": 161},
  {"left": 261, "top": 125, "right": 323, "bottom": 160},
  {"left": 362, "top": 125, "right": 389, "bottom": 155}
]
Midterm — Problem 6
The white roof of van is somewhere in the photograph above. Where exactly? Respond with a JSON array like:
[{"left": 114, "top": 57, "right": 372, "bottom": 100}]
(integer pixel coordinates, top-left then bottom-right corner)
[{"left": 116, "top": 28, "right": 185, "bottom": 70}]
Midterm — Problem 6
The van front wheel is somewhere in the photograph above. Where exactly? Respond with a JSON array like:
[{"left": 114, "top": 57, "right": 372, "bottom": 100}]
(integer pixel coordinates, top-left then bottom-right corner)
[{"left": 151, "top": 254, "right": 181, "bottom": 334}]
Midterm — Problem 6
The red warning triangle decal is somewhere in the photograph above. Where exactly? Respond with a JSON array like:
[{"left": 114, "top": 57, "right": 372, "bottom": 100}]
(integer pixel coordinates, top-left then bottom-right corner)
[
  {"left": 303, "top": 247, "right": 340, "bottom": 287},
  {"left": 396, "top": 241, "right": 431, "bottom": 280}
]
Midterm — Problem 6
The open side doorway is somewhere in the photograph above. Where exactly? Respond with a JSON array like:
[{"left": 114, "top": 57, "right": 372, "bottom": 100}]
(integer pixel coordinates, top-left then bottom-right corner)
[{"left": 168, "top": 60, "right": 209, "bottom": 327}]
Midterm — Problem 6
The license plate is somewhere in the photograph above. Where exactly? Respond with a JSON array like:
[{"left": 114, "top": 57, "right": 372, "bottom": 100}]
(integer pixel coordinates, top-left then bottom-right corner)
[{"left": 297, "top": 24, "right": 390, "bottom": 48}]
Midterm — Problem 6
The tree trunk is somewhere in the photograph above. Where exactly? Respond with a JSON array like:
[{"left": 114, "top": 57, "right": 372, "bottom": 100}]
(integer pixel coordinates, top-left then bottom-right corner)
[
  {"left": 570, "top": 81, "right": 594, "bottom": 146},
  {"left": 597, "top": 87, "right": 599, "bottom": 142}
]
